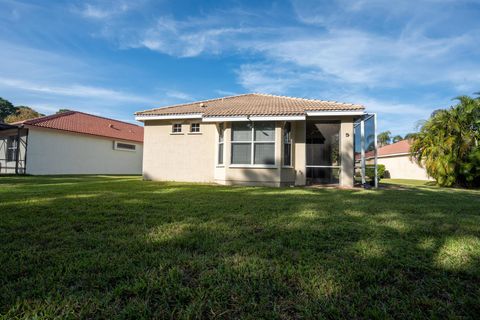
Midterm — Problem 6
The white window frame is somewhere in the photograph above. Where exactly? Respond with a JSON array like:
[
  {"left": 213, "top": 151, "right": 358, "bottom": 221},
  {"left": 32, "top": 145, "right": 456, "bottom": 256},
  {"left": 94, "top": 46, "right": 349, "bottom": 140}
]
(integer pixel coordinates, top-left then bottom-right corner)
[
  {"left": 171, "top": 123, "right": 182, "bottom": 133},
  {"left": 190, "top": 123, "right": 200, "bottom": 133},
  {"left": 230, "top": 122, "right": 276, "bottom": 168},
  {"left": 113, "top": 141, "right": 137, "bottom": 152},
  {"left": 217, "top": 123, "right": 224, "bottom": 166}
]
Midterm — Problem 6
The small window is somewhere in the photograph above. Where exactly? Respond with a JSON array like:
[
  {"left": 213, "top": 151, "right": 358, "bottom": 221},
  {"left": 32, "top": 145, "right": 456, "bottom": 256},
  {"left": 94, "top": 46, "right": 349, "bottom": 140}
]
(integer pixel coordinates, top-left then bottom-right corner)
[
  {"left": 114, "top": 141, "right": 136, "bottom": 151},
  {"left": 190, "top": 123, "right": 200, "bottom": 133},
  {"left": 172, "top": 123, "right": 182, "bottom": 133},
  {"left": 6, "top": 136, "right": 18, "bottom": 162}
]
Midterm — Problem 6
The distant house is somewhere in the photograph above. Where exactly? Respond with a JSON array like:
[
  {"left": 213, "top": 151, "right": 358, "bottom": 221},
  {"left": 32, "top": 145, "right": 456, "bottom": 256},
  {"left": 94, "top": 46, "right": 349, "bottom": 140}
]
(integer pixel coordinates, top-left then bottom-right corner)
[
  {"left": 135, "top": 93, "right": 369, "bottom": 187},
  {"left": 0, "top": 111, "right": 143, "bottom": 175},
  {"left": 364, "top": 140, "right": 432, "bottom": 180}
]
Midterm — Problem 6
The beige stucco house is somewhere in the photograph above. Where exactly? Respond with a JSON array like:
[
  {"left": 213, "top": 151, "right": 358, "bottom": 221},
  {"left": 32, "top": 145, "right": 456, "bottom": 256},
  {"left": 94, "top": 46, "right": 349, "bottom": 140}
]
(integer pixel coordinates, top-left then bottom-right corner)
[
  {"left": 136, "top": 94, "right": 367, "bottom": 187},
  {"left": 364, "top": 140, "right": 432, "bottom": 180},
  {"left": 0, "top": 111, "right": 143, "bottom": 175}
]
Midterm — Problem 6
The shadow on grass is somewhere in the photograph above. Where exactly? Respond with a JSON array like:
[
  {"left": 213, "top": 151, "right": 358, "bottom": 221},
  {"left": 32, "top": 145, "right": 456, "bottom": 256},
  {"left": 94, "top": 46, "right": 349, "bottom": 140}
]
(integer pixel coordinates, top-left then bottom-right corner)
[{"left": 1, "top": 176, "right": 479, "bottom": 318}]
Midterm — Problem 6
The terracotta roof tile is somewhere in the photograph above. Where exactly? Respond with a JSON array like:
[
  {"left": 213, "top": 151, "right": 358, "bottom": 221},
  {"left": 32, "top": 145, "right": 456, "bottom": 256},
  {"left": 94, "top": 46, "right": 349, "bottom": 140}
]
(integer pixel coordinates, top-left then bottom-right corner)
[
  {"left": 377, "top": 140, "right": 411, "bottom": 156},
  {"left": 135, "top": 93, "right": 364, "bottom": 117},
  {"left": 357, "top": 140, "right": 411, "bottom": 160},
  {"left": 19, "top": 111, "right": 143, "bottom": 143}
]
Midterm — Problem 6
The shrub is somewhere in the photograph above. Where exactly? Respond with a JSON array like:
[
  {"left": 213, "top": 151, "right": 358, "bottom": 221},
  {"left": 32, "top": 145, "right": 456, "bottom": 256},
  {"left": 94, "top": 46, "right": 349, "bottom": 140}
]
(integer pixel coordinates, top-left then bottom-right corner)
[{"left": 365, "top": 164, "right": 386, "bottom": 181}]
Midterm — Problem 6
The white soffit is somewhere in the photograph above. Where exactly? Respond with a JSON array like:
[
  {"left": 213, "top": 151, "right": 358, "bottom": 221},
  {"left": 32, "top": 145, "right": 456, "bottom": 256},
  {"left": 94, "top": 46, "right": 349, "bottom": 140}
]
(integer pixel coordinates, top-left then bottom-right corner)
[
  {"left": 202, "top": 115, "right": 306, "bottom": 122},
  {"left": 305, "top": 111, "right": 365, "bottom": 116},
  {"left": 135, "top": 114, "right": 203, "bottom": 121}
]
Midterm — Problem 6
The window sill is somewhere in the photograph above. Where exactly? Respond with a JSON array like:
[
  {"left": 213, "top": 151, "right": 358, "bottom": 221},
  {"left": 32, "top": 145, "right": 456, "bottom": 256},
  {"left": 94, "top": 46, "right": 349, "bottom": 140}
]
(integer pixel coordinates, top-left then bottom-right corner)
[
  {"left": 282, "top": 166, "right": 294, "bottom": 169},
  {"left": 229, "top": 164, "right": 277, "bottom": 169},
  {"left": 187, "top": 132, "right": 202, "bottom": 135},
  {"left": 170, "top": 132, "right": 184, "bottom": 135}
]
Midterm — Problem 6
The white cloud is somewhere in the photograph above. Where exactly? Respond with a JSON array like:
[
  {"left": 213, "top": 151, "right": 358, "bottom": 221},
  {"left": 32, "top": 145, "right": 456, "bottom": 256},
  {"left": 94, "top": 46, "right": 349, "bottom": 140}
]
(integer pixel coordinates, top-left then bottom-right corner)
[
  {"left": 84, "top": 8, "right": 480, "bottom": 92},
  {"left": 128, "top": 17, "right": 256, "bottom": 57},
  {"left": 78, "top": 2, "right": 131, "bottom": 19},
  {"left": 236, "top": 64, "right": 298, "bottom": 94},
  {"left": 165, "top": 90, "right": 194, "bottom": 101},
  {"left": 0, "top": 78, "right": 153, "bottom": 103}
]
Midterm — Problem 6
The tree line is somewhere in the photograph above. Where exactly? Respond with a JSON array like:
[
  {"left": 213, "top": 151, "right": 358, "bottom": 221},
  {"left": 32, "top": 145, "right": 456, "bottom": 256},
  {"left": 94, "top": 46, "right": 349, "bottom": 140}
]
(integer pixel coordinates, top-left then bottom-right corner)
[{"left": 0, "top": 97, "right": 70, "bottom": 123}]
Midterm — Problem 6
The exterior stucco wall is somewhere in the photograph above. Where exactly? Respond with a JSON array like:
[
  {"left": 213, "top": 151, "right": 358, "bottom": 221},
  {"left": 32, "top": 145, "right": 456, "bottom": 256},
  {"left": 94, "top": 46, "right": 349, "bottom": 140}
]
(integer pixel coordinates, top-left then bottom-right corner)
[
  {"left": 26, "top": 127, "right": 143, "bottom": 175},
  {"left": 142, "top": 118, "right": 355, "bottom": 187},
  {"left": 340, "top": 118, "right": 354, "bottom": 187},
  {"left": 293, "top": 121, "right": 306, "bottom": 186},
  {"left": 143, "top": 120, "right": 216, "bottom": 182},
  {"left": 373, "top": 154, "right": 432, "bottom": 180}
]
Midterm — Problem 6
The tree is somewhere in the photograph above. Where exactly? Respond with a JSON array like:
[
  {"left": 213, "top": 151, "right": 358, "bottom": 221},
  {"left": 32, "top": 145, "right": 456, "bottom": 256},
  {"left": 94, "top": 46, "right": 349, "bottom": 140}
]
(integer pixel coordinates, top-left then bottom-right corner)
[
  {"left": 4, "top": 106, "right": 44, "bottom": 123},
  {"left": 56, "top": 108, "right": 72, "bottom": 114},
  {"left": 410, "top": 95, "right": 480, "bottom": 187},
  {"left": 392, "top": 135, "right": 403, "bottom": 143},
  {"left": 404, "top": 133, "right": 416, "bottom": 140},
  {"left": 377, "top": 131, "right": 391, "bottom": 147},
  {"left": 0, "top": 97, "right": 16, "bottom": 122}
]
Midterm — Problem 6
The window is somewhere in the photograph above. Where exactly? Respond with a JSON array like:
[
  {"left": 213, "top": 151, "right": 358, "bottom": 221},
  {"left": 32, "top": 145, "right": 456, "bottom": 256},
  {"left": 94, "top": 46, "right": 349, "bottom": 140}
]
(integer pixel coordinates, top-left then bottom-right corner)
[
  {"left": 6, "top": 136, "right": 18, "bottom": 162},
  {"left": 218, "top": 123, "right": 224, "bottom": 165},
  {"left": 231, "top": 121, "right": 275, "bottom": 165},
  {"left": 114, "top": 141, "right": 136, "bottom": 151},
  {"left": 190, "top": 123, "right": 200, "bottom": 133},
  {"left": 172, "top": 123, "right": 182, "bottom": 133},
  {"left": 283, "top": 122, "right": 292, "bottom": 166}
]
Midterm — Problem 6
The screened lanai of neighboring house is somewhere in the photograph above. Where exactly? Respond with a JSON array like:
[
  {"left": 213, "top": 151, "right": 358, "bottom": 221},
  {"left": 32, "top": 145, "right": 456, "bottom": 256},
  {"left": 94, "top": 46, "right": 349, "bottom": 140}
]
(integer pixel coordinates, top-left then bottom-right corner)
[{"left": 0, "top": 123, "right": 28, "bottom": 174}]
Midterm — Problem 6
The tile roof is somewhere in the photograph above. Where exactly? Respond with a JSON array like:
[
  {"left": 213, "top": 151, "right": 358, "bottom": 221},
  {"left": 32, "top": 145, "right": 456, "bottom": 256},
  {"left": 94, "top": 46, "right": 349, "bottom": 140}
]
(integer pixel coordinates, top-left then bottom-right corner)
[
  {"left": 357, "top": 140, "right": 411, "bottom": 160},
  {"left": 18, "top": 111, "right": 143, "bottom": 143},
  {"left": 135, "top": 93, "right": 365, "bottom": 117},
  {"left": 377, "top": 139, "right": 411, "bottom": 156}
]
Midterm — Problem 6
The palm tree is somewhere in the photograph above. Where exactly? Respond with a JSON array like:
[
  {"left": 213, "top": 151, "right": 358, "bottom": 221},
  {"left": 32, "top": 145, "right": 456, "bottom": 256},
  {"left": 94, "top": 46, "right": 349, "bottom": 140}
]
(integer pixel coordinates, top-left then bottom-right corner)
[
  {"left": 377, "top": 131, "right": 391, "bottom": 147},
  {"left": 392, "top": 135, "right": 403, "bottom": 143},
  {"left": 410, "top": 95, "right": 480, "bottom": 187},
  {"left": 404, "top": 133, "right": 416, "bottom": 140}
]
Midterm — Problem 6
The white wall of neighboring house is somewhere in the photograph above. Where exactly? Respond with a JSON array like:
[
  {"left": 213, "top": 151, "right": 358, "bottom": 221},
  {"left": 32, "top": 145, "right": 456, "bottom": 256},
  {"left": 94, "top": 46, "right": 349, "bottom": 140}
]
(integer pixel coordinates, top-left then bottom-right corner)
[
  {"left": 25, "top": 127, "right": 143, "bottom": 175},
  {"left": 375, "top": 154, "right": 432, "bottom": 180}
]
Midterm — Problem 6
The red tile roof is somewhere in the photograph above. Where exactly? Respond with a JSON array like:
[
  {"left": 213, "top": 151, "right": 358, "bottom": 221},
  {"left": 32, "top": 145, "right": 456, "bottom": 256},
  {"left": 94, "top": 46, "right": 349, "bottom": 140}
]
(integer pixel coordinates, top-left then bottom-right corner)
[
  {"left": 18, "top": 111, "right": 143, "bottom": 143},
  {"left": 377, "top": 140, "right": 411, "bottom": 156},
  {"left": 135, "top": 93, "right": 365, "bottom": 117},
  {"left": 356, "top": 140, "right": 411, "bottom": 160}
]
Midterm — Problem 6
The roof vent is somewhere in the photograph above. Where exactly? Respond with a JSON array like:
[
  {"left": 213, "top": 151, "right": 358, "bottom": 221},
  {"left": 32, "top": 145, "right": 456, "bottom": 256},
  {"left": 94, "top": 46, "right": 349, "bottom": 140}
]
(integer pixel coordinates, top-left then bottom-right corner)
[
  {"left": 199, "top": 103, "right": 206, "bottom": 108},
  {"left": 109, "top": 124, "right": 114, "bottom": 128}
]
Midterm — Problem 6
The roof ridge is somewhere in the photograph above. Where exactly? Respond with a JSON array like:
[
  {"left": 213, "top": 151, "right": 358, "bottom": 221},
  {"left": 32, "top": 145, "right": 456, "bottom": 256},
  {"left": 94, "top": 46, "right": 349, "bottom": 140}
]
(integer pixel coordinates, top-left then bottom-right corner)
[
  {"left": 134, "top": 93, "right": 257, "bottom": 115},
  {"left": 70, "top": 110, "right": 143, "bottom": 127},
  {"left": 253, "top": 93, "right": 363, "bottom": 107},
  {"left": 21, "top": 110, "right": 142, "bottom": 128},
  {"left": 18, "top": 110, "right": 76, "bottom": 125}
]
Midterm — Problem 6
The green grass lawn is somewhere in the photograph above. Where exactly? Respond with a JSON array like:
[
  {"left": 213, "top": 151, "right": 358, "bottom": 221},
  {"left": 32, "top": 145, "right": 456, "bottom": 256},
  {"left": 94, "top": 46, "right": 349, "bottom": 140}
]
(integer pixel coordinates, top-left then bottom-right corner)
[
  {"left": 1, "top": 176, "right": 479, "bottom": 319},
  {"left": 381, "top": 178, "right": 437, "bottom": 187}
]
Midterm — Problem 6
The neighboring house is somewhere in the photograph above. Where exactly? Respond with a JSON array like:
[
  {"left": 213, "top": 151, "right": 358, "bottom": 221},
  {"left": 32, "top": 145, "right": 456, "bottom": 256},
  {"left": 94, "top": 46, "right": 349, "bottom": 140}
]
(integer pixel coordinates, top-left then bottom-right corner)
[
  {"left": 0, "top": 111, "right": 143, "bottom": 175},
  {"left": 135, "top": 93, "right": 367, "bottom": 187},
  {"left": 364, "top": 140, "right": 432, "bottom": 180}
]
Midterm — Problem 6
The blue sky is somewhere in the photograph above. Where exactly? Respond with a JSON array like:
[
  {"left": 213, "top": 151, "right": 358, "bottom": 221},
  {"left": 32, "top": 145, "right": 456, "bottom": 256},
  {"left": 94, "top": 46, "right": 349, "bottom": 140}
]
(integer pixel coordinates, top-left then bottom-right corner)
[{"left": 0, "top": 0, "right": 479, "bottom": 134}]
